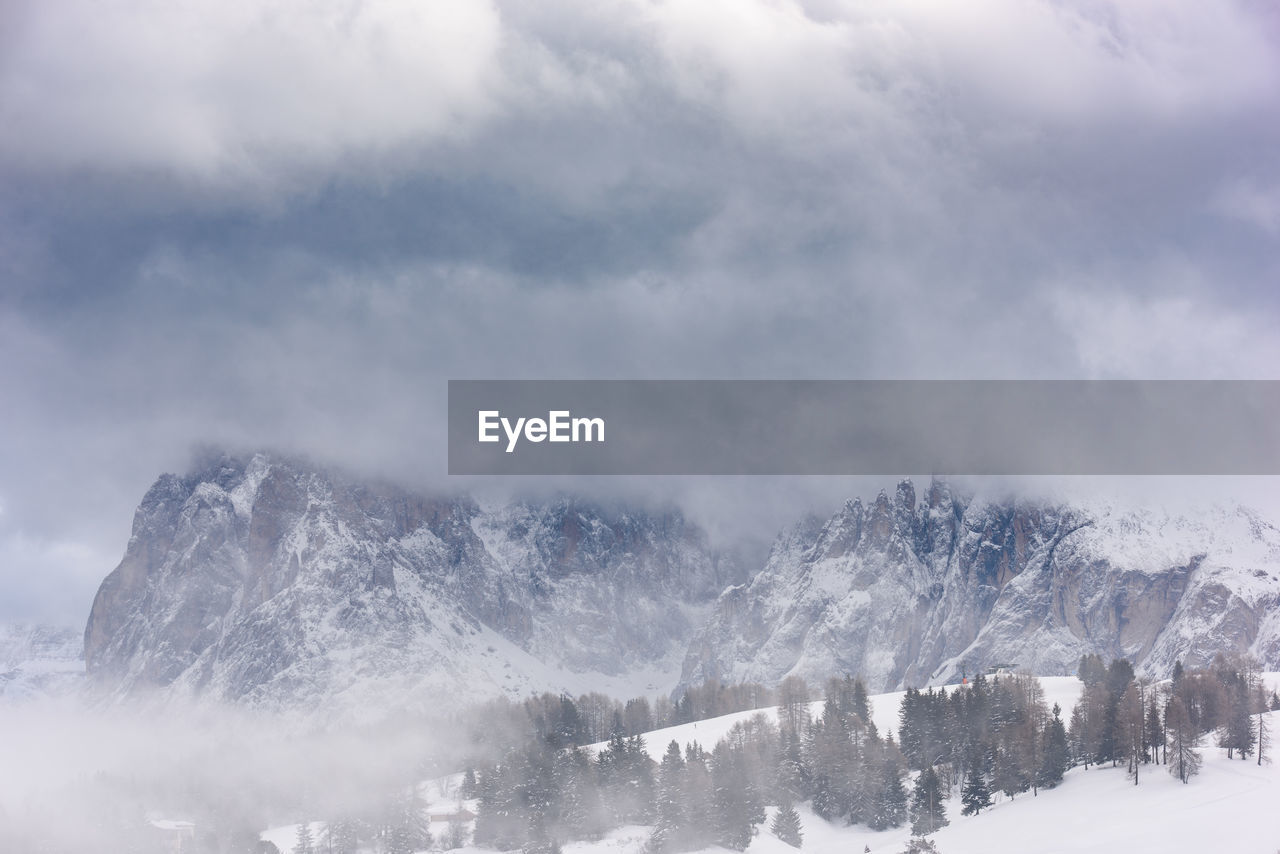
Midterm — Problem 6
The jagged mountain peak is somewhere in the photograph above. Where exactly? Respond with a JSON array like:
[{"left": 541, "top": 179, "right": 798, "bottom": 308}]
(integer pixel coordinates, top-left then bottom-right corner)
[
  {"left": 83, "top": 453, "right": 745, "bottom": 718},
  {"left": 679, "top": 485, "right": 1280, "bottom": 694}
]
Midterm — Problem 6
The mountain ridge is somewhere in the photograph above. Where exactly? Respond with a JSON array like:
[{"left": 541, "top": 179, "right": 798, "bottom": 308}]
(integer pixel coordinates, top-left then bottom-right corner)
[
  {"left": 678, "top": 480, "right": 1280, "bottom": 693},
  {"left": 81, "top": 453, "right": 1280, "bottom": 716}
]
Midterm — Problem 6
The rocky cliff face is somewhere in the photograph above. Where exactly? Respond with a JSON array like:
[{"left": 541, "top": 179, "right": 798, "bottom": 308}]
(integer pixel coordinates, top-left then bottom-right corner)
[
  {"left": 678, "top": 480, "right": 1280, "bottom": 693},
  {"left": 84, "top": 457, "right": 1280, "bottom": 714},
  {"left": 84, "top": 453, "right": 742, "bottom": 715}
]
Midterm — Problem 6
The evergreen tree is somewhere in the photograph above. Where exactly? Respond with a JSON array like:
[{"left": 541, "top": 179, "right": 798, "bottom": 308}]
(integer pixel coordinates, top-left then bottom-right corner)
[
  {"left": 684, "top": 747, "right": 716, "bottom": 850},
  {"left": 649, "top": 741, "right": 686, "bottom": 854},
  {"left": 1070, "top": 662, "right": 1118, "bottom": 768},
  {"left": 775, "top": 730, "right": 810, "bottom": 801},
  {"left": 475, "top": 756, "right": 525, "bottom": 849},
  {"left": 959, "top": 765, "right": 992, "bottom": 816},
  {"left": 445, "top": 813, "right": 469, "bottom": 850},
  {"left": 850, "top": 678, "right": 872, "bottom": 727},
  {"left": 710, "top": 741, "right": 764, "bottom": 850},
  {"left": 382, "top": 783, "right": 432, "bottom": 854},
  {"left": 1067, "top": 702, "right": 1090, "bottom": 769},
  {"left": 324, "top": 818, "right": 362, "bottom": 854},
  {"left": 599, "top": 733, "right": 655, "bottom": 825},
  {"left": 1035, "top": 705, "right": 1069, "bottom": 789},
  {"left": 1100, "top": 659, "right": 1135, "bottom": 765},
  {"left": 549, "top": 746, "right": 606, "bottom": 842},
  {"left": 846, "top": 722, "right": 879, "bottom": 825},
  {"left": 292, "top": 823, "right": 314, "bottom": 854},
  {"left": 868, "top": 752, "right": 908, "bottom": 831},
  {"left": 902, "top": 838, "right": 941, "bottom": 854},
  {"left": 909, "top": 766, "right": 948, "bottom": 836},
  {"left": 810, "top": 775, "right": 840, "bottom": 822},
  {"left": 899, "top": 688, "right": 925, "bottom": 768},
  {"left": 992, "top": 736, "right": 1029, "bottom": 800},
  {"left": 461, "top": 767, "right": 479, "bottom": 798},
  {"left": 770, "top": 799, "right": 803, "bottom": 848},
  {"left": 624, "top": 697, "right": 654, "bottom": 736},
  {"left": 633, "top": 736, "right": 657, "bottom": 820},
  {"left": 1078, "top": 653, "right": 1107, "bottom": 686},
  {"left": 385, "top": 824, "right": 414, "bottom": 854},
  {"left": 806, "top": 699, "right": 854, "bottom": 822}
]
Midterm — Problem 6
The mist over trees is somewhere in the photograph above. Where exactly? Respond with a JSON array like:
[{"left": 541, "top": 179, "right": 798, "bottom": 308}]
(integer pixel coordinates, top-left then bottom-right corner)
[
  {"left": 463, "top": 670, "right": 1081, "bottom": 852},
  {"left": 331, "top": 656, "right": 1277, "bottom": 854},
  {"left": 0, "top": 701, "right": 459, "bottom": 854},
  {"left": 6, "top": 659, "right": 1275, "bottom": 854},
  {"left": 463, "top": 653, "right": 1280, "bottom": 854}
]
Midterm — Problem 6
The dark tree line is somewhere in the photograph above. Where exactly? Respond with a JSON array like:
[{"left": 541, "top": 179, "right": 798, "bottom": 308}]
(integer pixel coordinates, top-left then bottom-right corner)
[
  {"left": 464, "top": 668, "right": 1088, "bottom": 850},
  {"left": 463, "top": 678, "right": 778, "bottom": 762},
  {"left": 1068, "top": 653, "right": 1276, "bottom": 786},
  {"left": 793, "top": 670, "right": 1069, "bottom": 831},
  {"left": 467, "top": 670, "right": 1077, "bottom": 852},
  {"left": 798, "top": 679, "right": 909, "bottom": 831},
  {"left": 301, "top": 785, "right": 434, "bottom": 854},
  {"left": 471, "top": 718, "right": 777, "bottom": 853},
  {"left": 896, "top": 671, "right": 1068, "bottom": 816},
  {"left": 453, "top": 676, "right": 779, "bottom": 854}
]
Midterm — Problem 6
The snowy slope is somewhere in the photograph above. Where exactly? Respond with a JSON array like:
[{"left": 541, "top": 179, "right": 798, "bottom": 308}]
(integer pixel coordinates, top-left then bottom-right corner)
[
  {"left": 578, "top": 684, "right": 1278, "bottom": 854},
  {"left": 902, "top": 735, "right": 1280, "bottom": 854},
  {"left": 708, "top": 738, "right": 1280, "bottom": 854},
  {"left": 734, "top": 717, "right": 1280, "bottom": 854}
]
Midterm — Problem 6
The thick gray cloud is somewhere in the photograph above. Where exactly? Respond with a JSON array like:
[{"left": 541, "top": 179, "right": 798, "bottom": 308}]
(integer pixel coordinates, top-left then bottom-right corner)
[{"left": 1, "top": 0, "right": 1278, "bottom": 625}]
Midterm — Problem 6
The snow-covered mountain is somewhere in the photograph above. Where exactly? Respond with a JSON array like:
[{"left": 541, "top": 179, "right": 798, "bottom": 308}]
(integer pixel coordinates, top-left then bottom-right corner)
[
  {"left": 679, "top": 480, "right": 1280, "bottom": 693},
  {"left": 84, "top": 453, "right": 743, "bottom": 716},
  {"left": 83, "top": 455, "right": 1280, "bottom": 714},
  {"left": 0, "top": 624, "right": 83, "bottom": 701}
]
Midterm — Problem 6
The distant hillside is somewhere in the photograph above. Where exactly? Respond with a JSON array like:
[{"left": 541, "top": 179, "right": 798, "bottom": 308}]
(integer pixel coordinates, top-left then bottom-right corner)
[{"left": 0, "top": 623, "right": 82, "bottom": 701}]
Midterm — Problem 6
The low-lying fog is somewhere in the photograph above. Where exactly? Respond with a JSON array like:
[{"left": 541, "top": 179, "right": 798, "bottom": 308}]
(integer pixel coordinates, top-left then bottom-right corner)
[{"left": 0, "top": 692, "right": 458, "bottom": 851}]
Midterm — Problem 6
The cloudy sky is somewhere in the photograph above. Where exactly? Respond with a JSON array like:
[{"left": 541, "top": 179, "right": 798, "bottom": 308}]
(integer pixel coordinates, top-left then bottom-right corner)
[{"left": 2, "top": 0, "right": 1278, "bottom": 627}]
